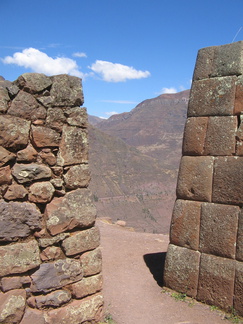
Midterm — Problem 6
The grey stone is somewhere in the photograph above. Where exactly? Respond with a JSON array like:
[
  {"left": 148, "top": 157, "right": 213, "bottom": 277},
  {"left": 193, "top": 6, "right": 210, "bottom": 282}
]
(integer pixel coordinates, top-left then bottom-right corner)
[
  {"left": 80, "top": 248, "right": 102, "bottom": 277},
  {"left": 15, "top": 73, "right": 52, "bottom": 93},
  {"left": 38, "top": 233, "right": 70, "bottom": 248},
  {"left": 12, "top": 163, "right": 52, "bottom": 184},
  {"left": 65, "top": 107, "right": 87, "bottom": 127},
  {"left": 32, "top": 290, "right": 71, "bottom": 309},
  {"left": 0, "top": 87, "right": 10, "bottom": 113},
  {"left": 64, "top": 164, "right": 90, "bottom": 189}
]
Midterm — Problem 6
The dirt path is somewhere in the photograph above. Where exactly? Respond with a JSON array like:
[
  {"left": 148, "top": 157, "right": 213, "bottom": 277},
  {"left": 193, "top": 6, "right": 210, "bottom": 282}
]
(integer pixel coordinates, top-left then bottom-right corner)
[{"left": 97, "top": 219, "right": 234, "bottom": 324}]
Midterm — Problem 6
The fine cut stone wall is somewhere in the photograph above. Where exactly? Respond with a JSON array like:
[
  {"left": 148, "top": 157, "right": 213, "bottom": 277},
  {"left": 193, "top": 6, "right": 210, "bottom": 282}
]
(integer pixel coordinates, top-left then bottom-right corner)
[
  {"left": 0, "top": 73, "right": 103, "bottom": 323},
  {"left": 164, "top": 41, "right": 243, "bottom": 316}
]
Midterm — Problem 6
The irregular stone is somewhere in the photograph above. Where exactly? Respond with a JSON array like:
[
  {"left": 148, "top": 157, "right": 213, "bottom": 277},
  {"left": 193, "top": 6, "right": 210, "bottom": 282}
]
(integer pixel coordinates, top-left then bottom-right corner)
[
  {"left": 0, "top": 146, "right": 15, "bottom": 167},
  {"left": 170, "top": 199, "right": 201, "bottom": 250},
  {"left": 64, "top": 164, "right": 90, "bottom": 189},
  {"left": 197, "top": 253, "right": 235, "bottom": 311},
  {"left": 163, "top": 244, "right": 200, "bottom": 298},
  {"left": 1, "top": 276, "right": 31, "bottom": 292},
  {"left": 0, "top": 200, "right": 42, "bottom": 241},
  {"left": 80, "top": 248, "right": 102, "bottom": 277},
  {"left": 236, "top": 209, "right": 243, "bottom": 261},
  {"left": 234, "top": 261, "right": 243, "bottom": 316},
  {"left": 40, "top": 246, "right": 63, "bottom": 261},
  {"left": 17, "top": 145, "right": 38, "bottom": 162},
  {"left": 62, "top": 227, "right": 100, "bottom": 256},
  {"left": 51, "top": 166, "right": 63, "bottom": 177},
  {"left": 235, "top": 75, "right": 243, "bottom": 114},
  {"left": 8, "top": 90, "right": 46, "bottom": 121},
  {"left": 199, "top": 203, "right": 239, "bottom": 258},
  {"left": 4, "top": 183, "right": 28, "bottom": 200},
  {"left": 192, "top": 45, "right": 216, "bottom": 80},
  {"left": 30, "top": 258, "right": 83, "bottom": 293},
  {"left": 182, "top": 117, "right": 208, "bottom": 155},
  {"left": 39, "top": 150, "right": 57, "bottom": 166},
  {"left": 6, "top": 84, "right": 19, "bottom": 98},
  {"left": 176, "top": 156, "right": 214, "bottom": 202},
  {"left": 45, "top": 188, "right": 96, "bottom": 235},
  {"left": 0, "top": 115, "right": 30, "bottom": 150},
  {"left": 65, "top": 107, "right": 88, "bottom": 127},
  {"left": 0, "top": 240, "right": 40, "bottom": 276},
  {"left": 19, "top": 307, "right": 45, "bottom": 324},
  {"left": 15, "top": 73, "right": 52, "bottom": 93},
  {"left": 31, "top": 290, "right": 71, "bottom": 309},
  {"left": 69, "top": 274, "right": 102, "bottom": 299},
  {"left": 46, "top": 108, "right": 66, "bottom": 132},
  {"left": 212, "top": 157, "right": 243, "bottom": 205},
  {"left": 57, "top": 125, "right": 88, "bottom": 166},
  {"left": 0, "top": 165, "right": 12, "bottom": 185},
  {"left": 0, "top": 87, "right": 10, "bottom": 113},
  {"left": 50, "top": 178, "right": 64, "bottom": 189},
  {"left": 188, "top": 76, "right": 236, "bottom": 117},
  {"left": 12, "top": 163, "right": 52, "bottom": 184},
  {"left": 31, "top": 125, "right": 61, "bottom": 148},
  {"left": 29, "top": 181, "right": 55, "bottom": 203},
  {"left": 38, "top": 232, "right": 70, "bottom": 248},
  {"left": 0, "top": 289, "right": 26, "bottom": 324}
]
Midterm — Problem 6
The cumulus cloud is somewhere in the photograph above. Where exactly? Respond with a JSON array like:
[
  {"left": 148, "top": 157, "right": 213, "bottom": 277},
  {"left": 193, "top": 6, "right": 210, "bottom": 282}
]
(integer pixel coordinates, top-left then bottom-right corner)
[
  {"left": 73, "top": 52, "right": 87, "bottom": 58},
  {"left": 2, "top": 47, "right": 84, "bottom": 78},
  {"left": 105, "top": 111, "right": 119, "bottom": 117},
  {"left": 89, "top": 60, "right": 151, "bottom": 82},
  {"left": 160, "top": 87, "right": 178, "bottom": 94}
]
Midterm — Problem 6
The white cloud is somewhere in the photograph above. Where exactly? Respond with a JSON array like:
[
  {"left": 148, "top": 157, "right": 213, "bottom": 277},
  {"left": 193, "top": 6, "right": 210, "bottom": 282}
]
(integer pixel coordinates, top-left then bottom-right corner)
[
  {"left": 105, "top": 111, "right": 119, "bottom": 117},
  {"left": 100, "top": 100, "right": 138, "bottom": 104},
  {"left": 2, "top": 47, "right": 84, "bottom": 78},
  {"left": 160, "top": 87, "right": 177, "bottom": 94},
  {"left": 89, "top": 60, "right": 150, "bottom": 82},
  {"left": 73, "top": 52, "right": 87, "bottom": 58}
]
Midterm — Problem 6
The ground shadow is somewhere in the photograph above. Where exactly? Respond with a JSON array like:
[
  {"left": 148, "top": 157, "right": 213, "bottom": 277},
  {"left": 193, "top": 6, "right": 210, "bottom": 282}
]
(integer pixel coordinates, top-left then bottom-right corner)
[{"left": 143, "top": 252, "right": 166, "bottom": 287}]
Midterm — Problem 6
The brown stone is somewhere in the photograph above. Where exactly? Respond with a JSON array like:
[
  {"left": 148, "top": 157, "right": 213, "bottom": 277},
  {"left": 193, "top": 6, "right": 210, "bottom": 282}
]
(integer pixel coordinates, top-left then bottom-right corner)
[
  {"left": 19, "top": 307, "right": 45, "bottom": 324},
  {"left": 64, "top": 164, "right": 90, "bottom": 189},
  {"left": 182, "top": 117, "right": 208, "bottom": 155},
  {"left": 236, "top": 209, "right": 243, "bottom": 261},
  {"left": 176, "top": 156, "right": 214, "bottom": 202},
  {"left": 7, "top": 84, "right": 19, "bottom": 98},
  {"left": 32, "top": 290, "right": 71, "bottom": 309},
  {"left": 0, "top": 165, "right": 12, "bottom": 185},
  {"left": 12, "top": 163, "right": 52, "bottom": 184},
  {"left": 188, "top": 76, "right": 236, "bottom": 117},
  {"left": 17, "top": 145, "right": 38, "bottom": 162},
  {"left": 62, "top": 227, "right": 100, "bottom": 256},
  {"left": 0, "top": 289, "right": 26, "bottom": 324},
  {"left": 38, "top": 232, "right": 70, "bottom": 248},
  {"left": 31, "top": 125, "right": 61, "bottom": 148},
  {"left": 0, "top": 115, "right": 30, "bottom": 150},
  {"left": 46, "top": 107, "right": 66, "bottom": 132},
  {"left": 1, "top": 276, "right": 31, "bottom": 292},
  {"left": 212, "top": 157, "right": 243, "bottom": 205},
  {"left": 0, "top": 87, "right": 10, "bottom": 113},
  {"left": 39, "top": 150, "right": 57, "bottom": 166},
  {"left": 50, "top": 178, "right": 64, "bottom": 189},
  {"left": 45, "top": 188, "right": 96, "bottom": 235},
  {"left": 40, "top": 246, "right": 63, "bottom": 261},
  {"left": 163, "top": 244, "right": 200, "bottom": 298},
  {"left": 15, "top": 73, "right": 52, "bottom": 93},
  {"left": 0, "top": 146, "right": 15, "bottom": 167},
  {"left": 29, "top": 181, "right": 55, "bottom": 203},
  {"left": 204, "top": 116, "right": 237, "bottom": 155},
  {"left": 235, "top": 75, "right": 243, "bottom": 114},
  {"left": 80, "top": 248, "right": 102, "bottom": 277},
  {"left": 65, "top": 107, "right": 88, "bottom": 127},
  {"left": 192, "top": 45, "right": 216, "bottom": 81},
  {"left": 4, "top": 183, "right": 28, "bottom": 200},
  {"left": 170, "top": 199, "right": 201, "bottom": 250},
  {"left": 199, "top": 203, "right": 239, "bottom": 259},
  {"left": 69, "top": 274, "right": 102, "bottom": 299},
  {"left": 197, "top": 253, "right": 235, "bottom": 311},
  {"left": 234, "top": 261, "right": 243, "bottom": 316}
]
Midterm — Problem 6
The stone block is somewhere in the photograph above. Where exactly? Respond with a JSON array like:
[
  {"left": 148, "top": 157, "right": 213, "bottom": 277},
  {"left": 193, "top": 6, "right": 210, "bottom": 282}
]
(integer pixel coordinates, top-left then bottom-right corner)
[
  {"left": 0, "top": 200, "right": 42, "bottom": 241},
  {"left": 197, "top": 253, "right": 235, "bottom": 311},
  {"left": 0, "top": 289, "right": 26, "bottom": 324},
  {"left": 31, "top": 125, "right": 61, "bottom": 148},
  {"left": 0, "top": 240, "right": 40, "bottom": 276},
  {"left": 163, "top": 244, "right": 200, "bottom": 297},
  {"left": 64, "top": 164, "right": 91, "bottom": 189},
  {"left": 188, "top": 76, "right": 236, "bottom": 117},
  {"left": 192, "top": 45, "right": 216, "bottom": 80},
  {"left": 212, "top": 157, "right": 243, "bottom": 205},
  {"left": 46, "top": 108, "right": 66, "bottom": 132},
  {"left": 0, "top": 165, "right": 12, "bottom": 186},
  {"left": 236, "top": 209, "right": 243, "bottom": 261},
  {"left": 39, "top": 149, "right": 56, "bottom": 166},
  {"left": 69, "top": 274, "right": 102, "bottom": 299},
  {"left": 19, "top": 307, "right": 45, "bottom": 324},
  {"left": 0, "top": 87, "right": 10, "bottom": 113},
  {"left": 45, "top": 188, "right": 96, "bottom": 236},
  {"left": 62, "top": 227, "right": 100, "bottom": 256},
  {"left": 1, "top": 276, "right": 31, "bottom": 292},
  {"left": 235, "top": 75, "right": 243, "bottom": 114},
  {"left": 65, "top": 107, "right": 88, "bottom": 127},
  {"left": 29, "top": 181, "right": 55, "bottom": 203},
  {"left": 15, "top": 73, "right": 52, "bottom": 93},
  {"left": 80, "top": 248, "right": 102, "bottom": 277},
  {"left": 199, "top": 203, "right": 239, "bottom": 258},
  {"left": 182, "top": 117, "right": 208, "bottom": 155},
  {"left": 176, "top": 156, "right": 214, "bottom": 202},
  {"left": 234, "top": 261, "right": 243, "bottom": 316},
  {"left": 4, "top": 184, "right": 28, "bottom": 200},
  {"left": 17, "top": 145, "right": 38, "bottom": 162},
  {"left": 37, "top": 233, "right": 70, "bottom": 248},
  {"left": 204, "top": 116, "right": 237, "bottom": 155},
  {"left": 170, "top": 199, "right": 201, "bottom": 250},
  {"left": 12, "top": 163, "right": 52, "bottom": 184},
  {"left": 40, "top": 246, "right": 63, "bottom": 261},
  {"left": 30, "top": 290, "right": 72, "bottom": 309},
  {"left": 0, "top": 146, "right": 15, "bottom": 167}
]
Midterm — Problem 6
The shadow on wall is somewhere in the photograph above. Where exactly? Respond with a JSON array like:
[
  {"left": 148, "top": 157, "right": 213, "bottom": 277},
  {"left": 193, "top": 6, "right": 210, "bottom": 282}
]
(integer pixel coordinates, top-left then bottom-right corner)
[{"left": 143, "top": 252, "right": 167, "bottom": 287}]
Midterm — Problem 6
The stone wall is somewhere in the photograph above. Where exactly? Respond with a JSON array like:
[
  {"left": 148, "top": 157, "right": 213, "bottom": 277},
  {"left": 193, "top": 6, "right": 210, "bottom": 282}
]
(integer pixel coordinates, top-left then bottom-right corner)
[
  {"left": 164, "top": 41, "right": 243, "bottom": 317},
  {"left": 0, "top": 73, "right": 103, "bottom": 323}
]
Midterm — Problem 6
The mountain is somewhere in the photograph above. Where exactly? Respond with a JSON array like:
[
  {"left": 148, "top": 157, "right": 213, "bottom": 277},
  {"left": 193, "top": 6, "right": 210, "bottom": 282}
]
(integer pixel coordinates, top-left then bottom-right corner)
[{"left": 88, "top": 115, "right": 103, "bottom": 126}]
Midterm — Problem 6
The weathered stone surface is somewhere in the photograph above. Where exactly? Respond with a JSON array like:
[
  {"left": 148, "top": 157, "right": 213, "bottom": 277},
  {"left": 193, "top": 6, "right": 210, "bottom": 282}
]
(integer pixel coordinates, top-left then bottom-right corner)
[
  {"left": 46, "top": 108, "right": 65, "bottom": 132},
  {"left": 192, "top": 45, "right": 216, "bottom": 80},
  {"left": 29, "top": 181, "right": 55, "bottom": 203},
  {"left": 1, "top": 276, "right": 31, "bottom": 292},
  {"left": 0, "top": 146, "right": 15, "bottom": 167},
  {"left": 182, "top": 117, "right": 208, "bottom": 155},
  {"left": 44, "top": 294, "right": 103, "bottom": 324},
  {"left": 50, "top": 178, "right": 64, "bottom": 189},
  {"left": 80, "top": 248, "right": 102, "bottom": 277},
  {"left": 39, "top": 149, "right": 57, "bottom": 166},
  {"left": 235, "top": 75, "right": 243, "bottom": 114},
  {"left": 8, "top": 90, "right": 46, "bottom": 121},
  {"left": 0, "top": 240, "right": 40, "bottom": 276},
  {"left": 17, "top": 145, "right": 38, "bottom": 162},
  {"left": 234, "top": 261, "right": 243, "bottom": 316},
  {"left": 236, "top": 209, "right": 243, "bottom": 261},
  {"left": 4, "top": 183, "right": 28, "bottom": 200},
  {"left": 69, "top": 274, "right": 102, "bottom": 299},
  {"left": 176, "top": 156, "right": 214, "bottom": 202},
  {"left": 0, "top": 289, "right": 26, "bottom": 324},
  {"left": 0, "top": 87, "right": 10, "bottom": 113},
  {"left": 46, "top": 188, "right": 96, "bottom": 235},
  {"left": 212, "top": 157, "right": 243, "bottom": 204},
  {"left": 12, "top": 163, "right": 52, "bottom": 184},
  {"left": 0, "top": 165, "right": 12, "bottom": 186},
  {"left": 15, "top": 73, "right": 52, "bottom": 93},
  {"left": 19, "top": 307, "right": 45, "bottom": 324},
  {"left": 199, "top": 203, "right": 239, "bottom": 258},
  {"left": 163, "top": 244, "right": 200, "bottom": 298},
  {"left": 204, "top": 116, "right": 237, "bottom": 155},
  {"left": 31, "top": 290, "right": 71, "bottom": 309},
  {"left": 57, "top": 125, "right": 88, "bottom": 166},
  {"left": 64, "top": 164, "right": 90, "bottom": 189},
  {"left": 40, "top": 246, "right": 63, "bottom": 261},
  {"left": 65, "top": 107, "right": 87, "bottom": 127},
  {"left": 31, "top": 126, "right": 61, "bottom": 148},
  {"left": 188, "top": 76, "right": 236, "bottom": 117},
  {"left": 38, "top": 233, "right": 70, "bottom": 248},
  {"left": 30, "top": 258, "right": 83, "bottom": 292},
  {"left": 62, "top": 227, "right": 100, "bottom": 256},
  {"left": 170, "top": 199, "right": 201, "bottom": 250},
  {"left": 0, "top": 200, "right": 42, "bottom": 241},
  {"left": 0, "top": 115, "right": 30, "bottom": 150},
  {"left": 7, "top": 84, "right": 19, "bottom": 98},
  {"left": 197, "top": 253, "right": 235, "bottom": 311}
]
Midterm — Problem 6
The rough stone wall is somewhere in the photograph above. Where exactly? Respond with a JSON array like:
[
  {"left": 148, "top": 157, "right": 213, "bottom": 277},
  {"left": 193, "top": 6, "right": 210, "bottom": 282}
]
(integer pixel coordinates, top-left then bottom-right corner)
[
  {"left": 0, "top": 73, "right": 103, "bottom": 323},
  {"left": 164, "top": 41, "right": 243, "bottom": 316}
]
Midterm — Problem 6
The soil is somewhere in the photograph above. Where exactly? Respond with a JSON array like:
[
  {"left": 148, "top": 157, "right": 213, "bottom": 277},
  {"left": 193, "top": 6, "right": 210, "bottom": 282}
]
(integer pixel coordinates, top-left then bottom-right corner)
[{"left": 97, "top": 219, "right": 239, "bottom": 324}]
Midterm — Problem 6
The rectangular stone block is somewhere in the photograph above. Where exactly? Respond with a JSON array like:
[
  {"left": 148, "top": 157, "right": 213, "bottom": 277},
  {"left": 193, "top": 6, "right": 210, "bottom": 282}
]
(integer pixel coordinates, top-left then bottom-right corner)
[
  {"left": 199, "top": 203, "right": 239, "bottom": 259},
  {"left": 192, "top": 45, "right": 216, "bottom": 81},
  {"left": 182, "top": 117, "right": 208, "bottom": 155},
  {"left": 188, "top": 76, "right": 236, "bottom": 117},
  {"left": 234, "top": 261, "right": 243, "bottom": 316},
  {"left": 236, "top": 209, "right": 243, "bottom": 261},
  {"left": 170, "top": 199, "right": 201, "bottom": 250},
  {"left": 235, "top": 75, "right": 243, "bottom": 115},
  {"left": 69, "top": 274, "right": 102, "bottom": 299},
  {"left": 80, "top": 248, "right": 102, "bottom": 277},
  {"left": 197, "top": 254, "right": 235, "bottom": 311},
  {"left": 204, "top": 116, "right": 237, "bottom": 155},
  {"left": 176, "top": 156, "right": 214, "bottom": 202},
  {"left": 163, "top": 244, "right": 200, "bottom": 298},
  {"left": 212, "top": 157, "right": 243, "bottom": 205}
]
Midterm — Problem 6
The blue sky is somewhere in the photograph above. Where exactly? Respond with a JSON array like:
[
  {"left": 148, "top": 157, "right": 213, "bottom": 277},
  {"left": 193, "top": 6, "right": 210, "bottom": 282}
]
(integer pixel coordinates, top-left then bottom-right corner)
[{"left": 0, "top": 0, "right": 243, "bottom": 118}]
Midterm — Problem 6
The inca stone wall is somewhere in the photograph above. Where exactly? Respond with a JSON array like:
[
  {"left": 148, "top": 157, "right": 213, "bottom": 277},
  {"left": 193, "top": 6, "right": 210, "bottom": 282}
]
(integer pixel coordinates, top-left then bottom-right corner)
[
  {"left": 164, "top": 41, "right": 243, "bottom": 316},
  {"left": 0, "top": 73, "right": 103, "bottom": 323}
]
